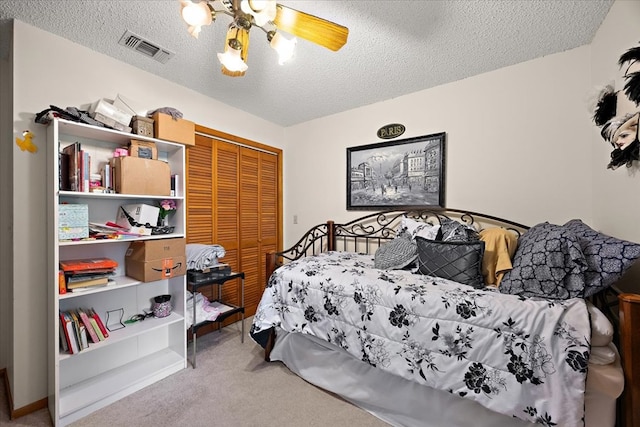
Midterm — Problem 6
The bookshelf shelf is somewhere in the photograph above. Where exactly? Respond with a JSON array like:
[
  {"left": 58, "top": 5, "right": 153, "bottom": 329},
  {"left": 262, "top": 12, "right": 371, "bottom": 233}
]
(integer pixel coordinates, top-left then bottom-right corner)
[
  {"left": 47, "top": 118, "right": 187, "bottom": 426},
  {"left": 58, "top": 232, "right": 186, "bottom": 247},
  {"left": 58, "top": 312, "right": 184, "bottom": 361},
  {"left": 59, "top": 275, "right": 140, "bottom": 299},
  {"left": 59, "top": 348, "right": 184, "bottom": 425},
  {"left": 59, "top": 190, "right": 185, "bottom": 201}
]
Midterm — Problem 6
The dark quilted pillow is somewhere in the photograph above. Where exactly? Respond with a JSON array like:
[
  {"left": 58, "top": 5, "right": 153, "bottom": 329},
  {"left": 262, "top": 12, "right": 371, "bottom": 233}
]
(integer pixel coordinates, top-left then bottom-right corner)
[
  {"left": 374, "top": 236, "right": 418, "bottom": 270},
  {"left": 415, "top": 236, "right": 485, "bottom": 288},
  {"left": 563, "top": 219, "right": 640, "bottom": 297},
  {"left": 500, "top": 222, "right": 587, "bottom": 300}
]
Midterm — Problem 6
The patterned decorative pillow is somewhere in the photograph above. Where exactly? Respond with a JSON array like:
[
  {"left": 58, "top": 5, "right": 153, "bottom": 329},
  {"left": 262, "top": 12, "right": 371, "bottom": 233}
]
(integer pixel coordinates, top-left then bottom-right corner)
[
  {"left": 374, "top": 235, "right": 418, "bottom": 270},
  {"left": 563, "top": 219, "right": 640, "bottom": 297},
  {"left": 415, "top": 236, "right": 485, "bottom": 288},
  {"left": 439, "top": 217, "right": 480, "bottom": 242},
  {"left": 499, "top": 223, "right": 587, "bottom": 300},
  {"left": 397, "top": 216, "right": 440, "bottom": 241}
]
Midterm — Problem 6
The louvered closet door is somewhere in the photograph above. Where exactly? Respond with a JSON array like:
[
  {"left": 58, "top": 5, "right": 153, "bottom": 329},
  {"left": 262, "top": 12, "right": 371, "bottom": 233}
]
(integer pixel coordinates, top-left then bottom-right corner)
[
  {"left": 186, "top": 129, "right": 281, "bottom": 322},
  {"left": 186, "top": 136, "right": 214, "bottom": 243},
  {"left": 239, "top": 149, "right": 279, "bottom": 316},
  {"left": 214, "top": 141, "right": 241, "bottom": 310}
]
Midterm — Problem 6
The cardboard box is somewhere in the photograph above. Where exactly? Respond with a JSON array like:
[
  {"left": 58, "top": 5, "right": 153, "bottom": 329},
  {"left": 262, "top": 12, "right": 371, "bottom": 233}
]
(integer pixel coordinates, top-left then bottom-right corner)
[
  {"left": 125, "top": 238, "right": 186, "bottom": 282},
  {"left": 152, "top": 112, "right": 195, "bottom": 146},
  {"left": 111, "top": 156, "right": 171, "bottom": 196},
  {"left": 59, "top": 204, "right": 89, "bottom": 240},
  {"left": 131, "top": 116, "right": 154, "bottom": 137},
  {"left": 129, "top": 139, "right": 158, "bottom": 159},
  {"left": 116, "top": 203, "right": 160, "bottom": 236}
]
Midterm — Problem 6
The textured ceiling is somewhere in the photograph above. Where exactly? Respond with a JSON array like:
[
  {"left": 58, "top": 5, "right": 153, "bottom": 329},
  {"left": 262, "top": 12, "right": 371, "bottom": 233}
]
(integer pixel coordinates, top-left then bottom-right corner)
[{"left": 0, "top": 0, "right": 613, "bottom": 127}]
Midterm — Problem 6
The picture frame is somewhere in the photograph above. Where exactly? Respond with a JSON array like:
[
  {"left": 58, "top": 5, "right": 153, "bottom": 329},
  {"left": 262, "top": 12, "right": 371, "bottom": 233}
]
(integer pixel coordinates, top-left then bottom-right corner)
[{"left": 347, "top": 132, "right": 446, "bottom": 210}]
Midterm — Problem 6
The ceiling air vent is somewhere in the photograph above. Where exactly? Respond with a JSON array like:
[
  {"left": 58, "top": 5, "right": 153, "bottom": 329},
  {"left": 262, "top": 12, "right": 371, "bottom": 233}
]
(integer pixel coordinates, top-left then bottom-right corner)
[{"left": 118, "top": 30, "right": 175, "bottom": 64}]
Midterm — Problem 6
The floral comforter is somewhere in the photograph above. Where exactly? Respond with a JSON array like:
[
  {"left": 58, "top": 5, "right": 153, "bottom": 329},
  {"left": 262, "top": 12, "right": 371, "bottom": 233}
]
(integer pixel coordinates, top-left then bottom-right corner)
[{"left": 250, "top": 252, "right": 591, "bottom": 427}]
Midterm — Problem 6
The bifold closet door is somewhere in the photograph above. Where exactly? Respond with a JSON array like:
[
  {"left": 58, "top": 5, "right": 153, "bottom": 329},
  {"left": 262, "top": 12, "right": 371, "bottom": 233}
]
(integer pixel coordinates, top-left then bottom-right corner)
[
  {"left": 186, "top": 133, "right": 280, "bottom": 318},
  {"left": 239, "top": 147, "right": 278, "bottom": 317}
]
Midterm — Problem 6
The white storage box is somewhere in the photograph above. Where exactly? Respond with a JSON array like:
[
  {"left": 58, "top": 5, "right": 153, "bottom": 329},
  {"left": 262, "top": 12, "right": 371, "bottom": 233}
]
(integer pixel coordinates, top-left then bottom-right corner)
[
  {"left": 116, "top": 203, "right": 160, "bottom": 236},
  {"left": 59, "top": 204, "right": 89, "bottom": 240},
  {"left": 90, "top": 99, "right": 133, "bottom": 129}
]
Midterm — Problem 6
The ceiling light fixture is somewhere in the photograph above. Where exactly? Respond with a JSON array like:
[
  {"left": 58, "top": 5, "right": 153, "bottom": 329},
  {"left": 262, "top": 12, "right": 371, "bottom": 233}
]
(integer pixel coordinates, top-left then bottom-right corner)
[{"left": 179, "top": 0, "right": 348, "bottom": 77}]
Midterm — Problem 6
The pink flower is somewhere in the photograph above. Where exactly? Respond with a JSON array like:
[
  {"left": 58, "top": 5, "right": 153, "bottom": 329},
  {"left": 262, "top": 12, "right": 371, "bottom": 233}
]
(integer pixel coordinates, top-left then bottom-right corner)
[{"left": 159, "top": 199, "right": 177, "bottom": 218}]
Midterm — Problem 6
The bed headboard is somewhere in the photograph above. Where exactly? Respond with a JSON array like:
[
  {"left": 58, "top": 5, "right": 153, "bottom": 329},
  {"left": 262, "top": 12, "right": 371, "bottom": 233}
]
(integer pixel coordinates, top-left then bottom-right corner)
[{"left": 265, "top": 208, "right": 529, "bottom": 278}]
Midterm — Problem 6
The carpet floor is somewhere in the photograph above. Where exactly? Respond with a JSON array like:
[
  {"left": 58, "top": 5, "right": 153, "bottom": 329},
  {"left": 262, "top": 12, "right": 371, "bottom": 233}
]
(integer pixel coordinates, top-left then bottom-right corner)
[{"left": 1, "top": 317, "right": 389, "bottom": 426}]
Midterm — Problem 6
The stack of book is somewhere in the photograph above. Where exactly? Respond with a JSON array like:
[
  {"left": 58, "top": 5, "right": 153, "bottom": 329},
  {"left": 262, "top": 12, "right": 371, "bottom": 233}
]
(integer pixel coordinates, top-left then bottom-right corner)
[
  {"left": 59, "top": 308, "right": 109, "bottom": 354},
  {"left": 59, "top": 257, "right": 118, "bottom": 292},
  {"left": 60, "top": 141, "right": 92, "bottom": 192}
]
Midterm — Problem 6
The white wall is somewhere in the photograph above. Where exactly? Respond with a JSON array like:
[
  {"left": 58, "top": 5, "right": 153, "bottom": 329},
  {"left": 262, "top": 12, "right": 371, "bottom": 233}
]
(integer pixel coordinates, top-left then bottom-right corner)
[
  {"left": 9, "top": 20, "right": 286, "bottom": 409},
  {"left": 590, "top": 0, "right": 640, "bottom": 242},
  {"left": 283, "top": 46, "right": 594, "bottom": 247},
  {"left": 5, "top": 0, "right": 640, "bottom": 412}
]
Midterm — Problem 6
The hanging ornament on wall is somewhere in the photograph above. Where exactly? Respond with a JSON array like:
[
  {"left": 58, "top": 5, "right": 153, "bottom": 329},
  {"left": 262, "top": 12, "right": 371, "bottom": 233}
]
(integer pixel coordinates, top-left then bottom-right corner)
[
  {"left": 592, "top": 42, "right": 640, "bottom": 170},
  {"left": 15, "top": 130, "right": 38, "bottom": 153}
]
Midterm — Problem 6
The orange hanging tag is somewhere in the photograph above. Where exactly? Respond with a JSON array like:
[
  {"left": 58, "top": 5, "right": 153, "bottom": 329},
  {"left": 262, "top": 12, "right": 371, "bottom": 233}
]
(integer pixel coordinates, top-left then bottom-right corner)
[{"left": 161, "top": 258, "right": 174, "bottom": 279}]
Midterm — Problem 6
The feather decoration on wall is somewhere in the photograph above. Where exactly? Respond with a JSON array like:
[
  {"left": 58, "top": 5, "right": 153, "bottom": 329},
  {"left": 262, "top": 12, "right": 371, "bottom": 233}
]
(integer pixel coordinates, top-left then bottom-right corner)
[
  {"left": 622, "top": 72, "right": 640, "bottom": 106},
  {"left": 619, "top": 42, "right": 640, "bottom": 106},
  {"left": 618, "top": 42, "right": 640, "bottom": 73},
  {"left": 593, "top": 85, "right": 618, "bottom": 126}
]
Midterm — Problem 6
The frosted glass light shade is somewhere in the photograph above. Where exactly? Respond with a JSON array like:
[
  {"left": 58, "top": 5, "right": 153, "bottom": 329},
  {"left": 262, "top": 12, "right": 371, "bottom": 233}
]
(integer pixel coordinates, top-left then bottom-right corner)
[
  {"left": 180, "top": 0, "right": 212, "bottom": 38},
  {"left": 270, "top": 32, "right": 296, "bottom": 65},
  {"left": 217, "top": 46, "right": 248, "bottom": 72},
  {"left": 240, "top": 0, "right": 276, "bottom": 27}
]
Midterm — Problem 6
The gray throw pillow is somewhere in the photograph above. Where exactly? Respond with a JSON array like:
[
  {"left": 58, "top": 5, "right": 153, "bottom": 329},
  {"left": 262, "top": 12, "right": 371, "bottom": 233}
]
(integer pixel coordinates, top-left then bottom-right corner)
[
  {"left": 415, "top": 236, "right": 485, "bottom": 288},
  {"left": 439, "top": 217, "right": 480, "bottom": 242},
  {"left": 500, "top": 222, "right": 587, "bottom": 300},
  {"left": 374, "top": 237, "right": 418, "bottom": 270},
  {"left": 563, "top": 219, "right": 640, "bottom": 297}
]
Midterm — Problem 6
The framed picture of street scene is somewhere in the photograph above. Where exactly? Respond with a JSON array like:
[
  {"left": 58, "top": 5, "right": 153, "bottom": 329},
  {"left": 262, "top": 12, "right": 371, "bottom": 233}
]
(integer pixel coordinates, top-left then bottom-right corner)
[{"left": 347, "top": 132, "right": 446, "bottom": 210}]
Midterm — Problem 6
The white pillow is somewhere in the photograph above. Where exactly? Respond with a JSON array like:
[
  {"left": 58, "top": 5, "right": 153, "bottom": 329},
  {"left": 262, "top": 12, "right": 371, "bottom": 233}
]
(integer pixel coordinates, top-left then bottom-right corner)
[
  {"left": 398, "top": 217, "right": 440, "bottom": 241},
  {"left": 587, "top": 301, "right": 614, "bottom": 347}
]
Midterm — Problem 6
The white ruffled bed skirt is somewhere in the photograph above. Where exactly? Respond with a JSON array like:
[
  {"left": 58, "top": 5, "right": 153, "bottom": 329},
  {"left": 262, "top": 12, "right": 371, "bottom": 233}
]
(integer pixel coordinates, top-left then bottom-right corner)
[{"left": 270, "top": 329, "right": 623, "bottom": 427}]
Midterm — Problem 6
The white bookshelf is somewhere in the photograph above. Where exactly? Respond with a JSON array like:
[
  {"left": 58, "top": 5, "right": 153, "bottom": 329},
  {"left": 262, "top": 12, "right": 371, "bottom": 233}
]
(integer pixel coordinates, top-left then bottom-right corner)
[{"left": 47, "top": 118, "right": 187, "bottom": 426}]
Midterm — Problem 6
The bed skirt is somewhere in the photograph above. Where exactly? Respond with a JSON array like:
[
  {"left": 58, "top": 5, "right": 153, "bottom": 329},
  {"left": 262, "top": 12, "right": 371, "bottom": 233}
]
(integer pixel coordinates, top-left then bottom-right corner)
[{"left": 270, "top": 329, "right": 624, "bottom": 427}]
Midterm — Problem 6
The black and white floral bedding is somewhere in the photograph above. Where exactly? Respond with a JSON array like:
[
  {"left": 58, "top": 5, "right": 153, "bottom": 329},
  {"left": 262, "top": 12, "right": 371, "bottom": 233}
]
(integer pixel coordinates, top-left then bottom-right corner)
[{"left": 251, "top": 251, "right": 591, "bottom": 427}]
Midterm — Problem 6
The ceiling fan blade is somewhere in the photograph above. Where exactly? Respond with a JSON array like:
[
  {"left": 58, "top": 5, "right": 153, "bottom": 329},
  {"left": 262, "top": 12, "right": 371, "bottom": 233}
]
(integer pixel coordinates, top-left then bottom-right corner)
[{"left": 274, "top": 4, "right": 348, "bottom": 52}]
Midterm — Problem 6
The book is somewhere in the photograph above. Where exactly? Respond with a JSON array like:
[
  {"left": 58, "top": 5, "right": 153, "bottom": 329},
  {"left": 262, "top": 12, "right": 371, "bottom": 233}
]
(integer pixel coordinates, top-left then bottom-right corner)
[
  {"left": 77, "top": 308, "right": 101, "bottom": 344},
  {"left": 170, "top": 174, "right": 179, "bottom": 197},
  {"left": 60, "top": 311, "right": 79, "bottom": 354},
  {"left": 89, "top": 317, "right": 105, "bottom": 341},
  {"left": 59, "top": 152, "right": 70, "bottom": 191},
  {"left": 59, "top": 258, "right": 118, "bottom": 273},
  {"left": 58, "top": 270, "right": 67, "bottom": 294},
  {"left": 88, "top": 308, "right": 109, "bottom": 338},
  {"left": 79, "top": 323, "right": 89, "bottom": 349},
  {"left": 82, "top": 150, "right": 90, "bottom": 193},
  {"left": 61, "top": 142, "right": 80, "bottom": 191},
  {"left": 58, "top": 314, "right": 69, "bottom": 352},
  {"left": 69, "top": 310, "right": 85, "bottom": 350},
  {"left": 66, "top": 276, "right": 109, "bottom": 289}
]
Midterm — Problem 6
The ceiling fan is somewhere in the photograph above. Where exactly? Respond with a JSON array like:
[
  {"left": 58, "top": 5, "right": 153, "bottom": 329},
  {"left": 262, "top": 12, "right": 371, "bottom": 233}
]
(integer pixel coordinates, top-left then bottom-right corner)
[{"left": 179, "top": 0, "right": 349, "bottom": 77}]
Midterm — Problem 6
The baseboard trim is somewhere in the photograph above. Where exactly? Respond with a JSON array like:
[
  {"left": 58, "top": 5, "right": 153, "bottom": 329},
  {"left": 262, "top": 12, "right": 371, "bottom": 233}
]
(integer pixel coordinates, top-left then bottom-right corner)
[{"left": 0, "top": 367, "right": 48, "bottom": 420}]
